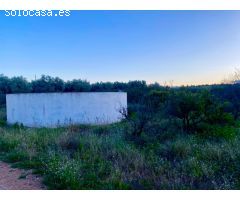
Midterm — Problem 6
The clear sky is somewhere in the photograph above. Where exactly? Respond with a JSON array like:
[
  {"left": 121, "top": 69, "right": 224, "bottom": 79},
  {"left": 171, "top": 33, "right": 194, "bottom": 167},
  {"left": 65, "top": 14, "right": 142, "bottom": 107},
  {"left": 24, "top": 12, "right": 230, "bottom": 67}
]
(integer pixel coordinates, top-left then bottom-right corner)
[{"left": 0, "top": 11, "right": 240, "bottom": 85}]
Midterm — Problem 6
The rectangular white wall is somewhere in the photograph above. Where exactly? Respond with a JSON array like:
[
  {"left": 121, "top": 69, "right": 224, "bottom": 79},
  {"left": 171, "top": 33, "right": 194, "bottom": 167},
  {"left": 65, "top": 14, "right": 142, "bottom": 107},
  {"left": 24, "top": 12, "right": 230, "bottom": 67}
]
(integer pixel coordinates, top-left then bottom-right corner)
[{"left": 6, "top": 92, "right": 127, "bottom": 127}]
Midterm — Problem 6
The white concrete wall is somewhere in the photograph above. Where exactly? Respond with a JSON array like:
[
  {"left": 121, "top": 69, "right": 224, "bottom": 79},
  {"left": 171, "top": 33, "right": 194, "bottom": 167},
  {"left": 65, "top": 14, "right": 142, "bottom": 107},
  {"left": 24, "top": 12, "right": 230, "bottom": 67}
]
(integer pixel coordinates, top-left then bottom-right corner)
[{"left": 6, "top": 92, "right": 127, "bottom": 127}]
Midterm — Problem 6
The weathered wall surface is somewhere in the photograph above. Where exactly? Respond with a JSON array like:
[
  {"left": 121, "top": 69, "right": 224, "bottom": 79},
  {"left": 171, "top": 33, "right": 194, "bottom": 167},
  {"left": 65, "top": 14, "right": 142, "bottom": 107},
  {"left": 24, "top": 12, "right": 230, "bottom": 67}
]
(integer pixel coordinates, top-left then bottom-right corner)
[{"left": 6, "top": 92, "right": 127, "bottom": 127}]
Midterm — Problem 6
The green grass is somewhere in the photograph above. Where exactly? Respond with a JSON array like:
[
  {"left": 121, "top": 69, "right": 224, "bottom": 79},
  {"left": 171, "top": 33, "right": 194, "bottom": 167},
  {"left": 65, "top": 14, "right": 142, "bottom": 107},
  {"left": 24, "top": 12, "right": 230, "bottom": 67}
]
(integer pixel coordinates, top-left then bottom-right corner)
[{"left": 1, "top": 107, "right": 240, "bottom": 189}]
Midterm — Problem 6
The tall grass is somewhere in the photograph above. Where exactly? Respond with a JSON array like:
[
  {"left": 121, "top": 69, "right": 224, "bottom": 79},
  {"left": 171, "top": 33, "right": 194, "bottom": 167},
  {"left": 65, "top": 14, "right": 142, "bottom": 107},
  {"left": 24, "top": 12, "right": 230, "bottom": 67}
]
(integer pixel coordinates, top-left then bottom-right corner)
[
  {"left": 0, "top": 105, "right": 6, "bottom": 125},
  {"left": 1, "top": 107, "right": 240, "bottom": 189}
]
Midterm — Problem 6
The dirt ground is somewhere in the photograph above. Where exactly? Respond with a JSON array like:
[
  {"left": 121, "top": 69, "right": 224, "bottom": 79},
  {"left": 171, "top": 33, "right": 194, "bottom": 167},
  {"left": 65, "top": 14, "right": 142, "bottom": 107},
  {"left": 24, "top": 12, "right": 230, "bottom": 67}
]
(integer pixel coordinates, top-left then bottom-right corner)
[{"left": 0, "top": 161, "right": 46, "bottom": 190}]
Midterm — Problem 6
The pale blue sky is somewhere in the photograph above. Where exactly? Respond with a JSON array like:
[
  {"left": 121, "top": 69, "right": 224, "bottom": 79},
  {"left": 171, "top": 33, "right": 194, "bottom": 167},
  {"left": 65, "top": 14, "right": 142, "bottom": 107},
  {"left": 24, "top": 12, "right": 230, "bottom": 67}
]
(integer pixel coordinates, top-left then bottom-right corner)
[{"left": 0, "top": 11, "right": 240, "bottom": 85}]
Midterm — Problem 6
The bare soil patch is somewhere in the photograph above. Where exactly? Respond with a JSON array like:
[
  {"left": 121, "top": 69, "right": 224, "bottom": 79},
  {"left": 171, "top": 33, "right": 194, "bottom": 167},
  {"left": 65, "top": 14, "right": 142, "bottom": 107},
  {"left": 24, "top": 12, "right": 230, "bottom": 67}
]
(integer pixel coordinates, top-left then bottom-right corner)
[{"left": 0, "top": 161, "right": 46, "bottom": 190}]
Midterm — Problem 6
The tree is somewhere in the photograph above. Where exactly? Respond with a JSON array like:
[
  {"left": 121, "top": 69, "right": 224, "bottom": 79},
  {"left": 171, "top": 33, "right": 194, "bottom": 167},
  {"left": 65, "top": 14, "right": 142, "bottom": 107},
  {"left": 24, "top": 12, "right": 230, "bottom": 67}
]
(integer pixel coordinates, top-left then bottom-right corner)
[
  {"left": 168, "top": 90, "right": 204, "bottom": 131},
  {"left": 31, "top": 75, "right": 64, "bottom": 92},
  {"left": 0, "top": 74, "right": 10, "bottom": 105},
  {"left": 90, "top": 82, "right": 113, "bottom": 92},
  {"left": 168, "top": 89, "right": 235, "bottom": 132},
  {"left": 9, "top": 76, "right": 31, "bottom": 93},
  {"left": 53, "top": 77, "right": 65, "bottom": 92},
  {"left": 64, "top": 79, "right": 91, "bottom": 92},
  {"left": 211, "top": 84, "right": 240, "bottom": 120},
  {"left": 222, "top": 68, "right": 240, "bottom": 84},
  {"left": 144, "top": 90, "right": 170, "bottom": 113},
  {"left": 0, "top": 74, "right": 10, "bottom": 94},
  {"left": 126, "top": 80, "right": 148, "bottom": 104}
]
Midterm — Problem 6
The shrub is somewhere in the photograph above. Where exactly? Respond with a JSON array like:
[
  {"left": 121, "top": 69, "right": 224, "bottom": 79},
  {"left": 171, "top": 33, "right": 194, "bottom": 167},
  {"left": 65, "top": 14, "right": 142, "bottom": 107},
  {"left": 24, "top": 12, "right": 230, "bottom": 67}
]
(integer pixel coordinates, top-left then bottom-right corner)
[{"left": 199, "top": 123, "right": 237, "bottom": 140}]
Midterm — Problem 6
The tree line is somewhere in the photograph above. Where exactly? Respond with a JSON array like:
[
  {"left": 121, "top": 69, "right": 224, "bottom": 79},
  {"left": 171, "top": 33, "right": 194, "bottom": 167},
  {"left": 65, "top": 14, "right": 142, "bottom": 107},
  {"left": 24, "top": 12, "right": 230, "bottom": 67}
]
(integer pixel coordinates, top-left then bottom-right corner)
[
  {"left": 1, "top": 74, "right": 240, "bottom": 110},
  {"left": 0, "top": 74, "right": 163, "bottom": 105}
]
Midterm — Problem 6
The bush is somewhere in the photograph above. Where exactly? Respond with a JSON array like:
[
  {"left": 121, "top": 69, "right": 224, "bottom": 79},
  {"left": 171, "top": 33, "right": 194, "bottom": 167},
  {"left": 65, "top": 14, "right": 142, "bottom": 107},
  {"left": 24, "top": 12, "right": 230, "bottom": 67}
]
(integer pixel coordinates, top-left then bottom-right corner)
[{"left": 199, "top": 123, "right": 237, "bottom": 139}]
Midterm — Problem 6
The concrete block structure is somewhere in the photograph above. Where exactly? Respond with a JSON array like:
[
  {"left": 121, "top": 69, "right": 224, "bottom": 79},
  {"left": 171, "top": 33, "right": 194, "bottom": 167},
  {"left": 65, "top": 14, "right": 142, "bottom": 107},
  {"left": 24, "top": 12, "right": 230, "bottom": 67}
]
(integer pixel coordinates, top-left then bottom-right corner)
[{"left": 6, "top": 92, "right": 127, "bottom": 127}]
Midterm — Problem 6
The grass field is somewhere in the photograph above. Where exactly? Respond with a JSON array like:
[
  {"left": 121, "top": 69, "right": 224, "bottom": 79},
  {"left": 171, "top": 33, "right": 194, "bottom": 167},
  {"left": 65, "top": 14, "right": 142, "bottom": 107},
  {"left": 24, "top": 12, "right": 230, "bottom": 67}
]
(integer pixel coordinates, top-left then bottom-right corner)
[{"left": 1, "top": 106, "right": 240, "bottom": 189}]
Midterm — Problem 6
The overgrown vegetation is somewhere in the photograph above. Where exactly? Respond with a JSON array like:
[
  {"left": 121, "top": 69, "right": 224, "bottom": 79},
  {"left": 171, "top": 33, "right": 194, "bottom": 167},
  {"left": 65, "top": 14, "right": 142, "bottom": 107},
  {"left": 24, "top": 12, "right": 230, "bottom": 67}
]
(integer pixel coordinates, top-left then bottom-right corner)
[{"left": 1, "top": 74, "right": 240, "bottom": 189}]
